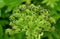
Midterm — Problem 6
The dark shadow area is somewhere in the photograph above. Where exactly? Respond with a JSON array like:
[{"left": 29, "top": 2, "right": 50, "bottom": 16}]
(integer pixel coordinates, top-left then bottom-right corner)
[{"left": 41, "top": 37, "right": 48, "bottom": 39}]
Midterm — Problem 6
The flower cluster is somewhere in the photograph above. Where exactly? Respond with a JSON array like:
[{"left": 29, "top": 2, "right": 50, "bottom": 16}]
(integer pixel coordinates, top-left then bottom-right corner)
[{"left": 6, "top": 4, "right": 56, "bottom": 39}]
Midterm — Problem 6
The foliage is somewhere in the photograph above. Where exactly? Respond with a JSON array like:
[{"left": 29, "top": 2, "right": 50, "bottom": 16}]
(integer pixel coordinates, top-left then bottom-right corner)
[{"left": 0, "top": 0, "right": 60, "bottom": 39}]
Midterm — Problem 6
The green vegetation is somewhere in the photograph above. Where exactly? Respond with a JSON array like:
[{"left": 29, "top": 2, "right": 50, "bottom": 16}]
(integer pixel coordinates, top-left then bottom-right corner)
[{"left": 0, "top": 0, "right": 60, "bottom": 39}]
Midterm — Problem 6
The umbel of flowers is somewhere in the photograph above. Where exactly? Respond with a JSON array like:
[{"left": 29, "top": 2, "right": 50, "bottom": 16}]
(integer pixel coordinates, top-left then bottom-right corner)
[{"left": 6, "top": 4, "right": 56, "bottom": 39}]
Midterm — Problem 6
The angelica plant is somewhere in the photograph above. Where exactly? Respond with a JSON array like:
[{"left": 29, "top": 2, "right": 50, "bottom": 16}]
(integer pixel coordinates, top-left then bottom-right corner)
[{"left": 6, "top": 4, "right": 56, "bottom": 39}]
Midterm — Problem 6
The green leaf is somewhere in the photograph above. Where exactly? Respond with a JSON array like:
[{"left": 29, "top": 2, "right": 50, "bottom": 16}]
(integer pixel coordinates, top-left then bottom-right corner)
[
  {"left": 3, "top": 34, "right": 9, "bottom": 39},
  {"left": 42, "top": 0, "right": 59, "bottom": 8},
  {"left": 0, "top": 20, "right": 9, "bottom": 26},
  {"left": 0, "top": 25, "right": 3, "bottom": 39},
  {"left": 0, "top": 0, "right": 5, "bottom": 8},
  {"left": 50, "top": 8, "right": 60, "bottom": 20},
  {"left": 52, "top": 31, "right": 60, "bottom": 39},
  {"left": 1, "top": 12, "right": 11, "bottom": 18},
  {"left": 0, "top": 9, "right": 1, "bottom": 17},
  {"left": 55, "top": 1, "right": 60, "bottom": 11},
  {"left": 55, "top": 19, "right": 60, "bottom": 32},
  {"left": 4, "top": 0, "right": 22, "bottom": 13},
  {"left": 42, "top": 32, "right": 54, "bottom": 39}
]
